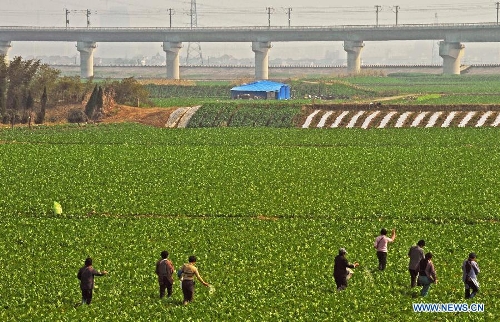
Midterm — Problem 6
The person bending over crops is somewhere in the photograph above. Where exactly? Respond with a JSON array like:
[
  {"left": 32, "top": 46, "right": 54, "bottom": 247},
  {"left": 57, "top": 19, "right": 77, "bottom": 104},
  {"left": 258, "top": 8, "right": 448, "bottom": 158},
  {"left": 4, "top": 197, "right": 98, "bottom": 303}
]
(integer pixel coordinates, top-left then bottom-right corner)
[
  {"left": 156, "top": 250, "right": 175, "bottom": 299},
  {"left": 178, "top": 255, "right": 210, "bottom": 305},
  {"left": 333, "top": 248, "right": 359, "bottom": 291},
  {"left": 77, "top": 257, "right": 108, "bottom": 305}
]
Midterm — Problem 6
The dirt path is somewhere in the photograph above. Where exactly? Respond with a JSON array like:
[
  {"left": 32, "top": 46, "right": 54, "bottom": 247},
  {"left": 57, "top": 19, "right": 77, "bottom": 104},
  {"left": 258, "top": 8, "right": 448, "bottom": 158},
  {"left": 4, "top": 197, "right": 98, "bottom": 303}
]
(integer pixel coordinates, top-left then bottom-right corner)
[{"left": 101, "top": 105, "right": 177, "bottom": 128}]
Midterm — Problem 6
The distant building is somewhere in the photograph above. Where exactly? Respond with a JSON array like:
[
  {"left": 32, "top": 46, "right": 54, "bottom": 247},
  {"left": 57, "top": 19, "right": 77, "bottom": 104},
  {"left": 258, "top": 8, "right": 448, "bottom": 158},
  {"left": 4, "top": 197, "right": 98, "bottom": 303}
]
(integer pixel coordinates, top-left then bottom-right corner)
[{"left": 231, "top": 80, "right": 291, "bottom": 100}]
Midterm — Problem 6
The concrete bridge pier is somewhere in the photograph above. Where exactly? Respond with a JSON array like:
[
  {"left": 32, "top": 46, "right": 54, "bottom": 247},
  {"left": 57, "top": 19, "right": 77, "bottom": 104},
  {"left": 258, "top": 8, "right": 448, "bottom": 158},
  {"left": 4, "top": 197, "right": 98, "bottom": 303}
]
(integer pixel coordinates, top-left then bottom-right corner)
[
  {"left": 439, "top": 41, "right": 465, "bottom": 75},
  {"left": 252, "top": 41, "right": 271, "bottom": 80},
  {"left": 163, "top": 41, "right": 182, "bottom": 79},
  {"left": 0, "top": 40, "right": 12, "bottom": 63},
  {"left": 76, "top": 41, "right": 96, "bottom": 79},
  {"left": 344, "top": 41, "right": 365, "bottom": 74}
]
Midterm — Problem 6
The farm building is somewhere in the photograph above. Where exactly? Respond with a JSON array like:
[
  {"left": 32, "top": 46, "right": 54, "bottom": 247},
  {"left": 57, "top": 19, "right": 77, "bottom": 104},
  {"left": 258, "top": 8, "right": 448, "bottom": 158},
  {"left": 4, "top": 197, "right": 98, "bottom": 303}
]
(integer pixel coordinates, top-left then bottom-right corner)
[{"left": 231, "top": 80, "right": 291, "bottom": 100}]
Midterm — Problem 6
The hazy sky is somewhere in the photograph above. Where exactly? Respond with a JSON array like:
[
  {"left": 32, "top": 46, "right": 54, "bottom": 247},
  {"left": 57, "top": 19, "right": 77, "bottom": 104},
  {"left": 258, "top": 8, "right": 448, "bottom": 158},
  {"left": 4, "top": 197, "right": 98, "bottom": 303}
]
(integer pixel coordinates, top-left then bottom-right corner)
[
  {"left": 2, "top": 0, "right": 499, "bottom": 61},
  {"left": 2, "top": 0, "right": 497, "bottom": 27}
]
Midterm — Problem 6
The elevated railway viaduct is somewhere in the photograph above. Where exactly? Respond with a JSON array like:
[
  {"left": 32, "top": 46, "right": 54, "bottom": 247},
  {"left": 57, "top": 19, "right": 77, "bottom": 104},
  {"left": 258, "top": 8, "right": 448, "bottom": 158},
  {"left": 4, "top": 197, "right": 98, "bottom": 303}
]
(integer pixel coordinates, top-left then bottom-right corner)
[{"left": 1, "top": 23, "right": 500, "bottom": 79}]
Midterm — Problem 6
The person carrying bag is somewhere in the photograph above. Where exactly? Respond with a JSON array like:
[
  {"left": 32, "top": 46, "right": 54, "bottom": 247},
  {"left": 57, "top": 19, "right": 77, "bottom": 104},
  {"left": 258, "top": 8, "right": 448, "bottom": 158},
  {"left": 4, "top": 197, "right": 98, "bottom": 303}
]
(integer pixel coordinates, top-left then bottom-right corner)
[{"left": 462, "top": 252, "right": 480, "bottom": 299}]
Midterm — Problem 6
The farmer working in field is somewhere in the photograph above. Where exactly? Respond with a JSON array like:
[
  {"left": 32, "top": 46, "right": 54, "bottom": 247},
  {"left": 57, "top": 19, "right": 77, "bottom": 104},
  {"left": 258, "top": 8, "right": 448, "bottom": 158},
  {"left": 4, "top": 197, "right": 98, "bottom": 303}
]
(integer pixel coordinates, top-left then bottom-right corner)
[
  {"left": 333, "top": 248, "right": 359, "bottom": 291},
  {"left": 77, "top": 257, "right": 108, "bottom": 305},
  {"left": 178, "top": 255, "right": 210, "bottom": 305}
]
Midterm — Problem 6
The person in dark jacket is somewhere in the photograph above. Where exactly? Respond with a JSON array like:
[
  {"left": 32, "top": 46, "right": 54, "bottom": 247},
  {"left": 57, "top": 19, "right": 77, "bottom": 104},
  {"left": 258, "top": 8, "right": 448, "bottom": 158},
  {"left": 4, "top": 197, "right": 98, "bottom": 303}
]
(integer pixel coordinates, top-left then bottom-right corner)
[
  {"left": 155, "top": 250, "right": 175, "bottom": 298},
  {"left": 77, "top": 257, "right": 108, "bottom": 305},
  {"left": 417, "top": 252, "right": 437, "bottom": 297},
  {"left": 333, "top": 248, "right": 359, "bottom": 291},
  {"left": 408, "top": 240, "right": 425, "bottom": 288}
]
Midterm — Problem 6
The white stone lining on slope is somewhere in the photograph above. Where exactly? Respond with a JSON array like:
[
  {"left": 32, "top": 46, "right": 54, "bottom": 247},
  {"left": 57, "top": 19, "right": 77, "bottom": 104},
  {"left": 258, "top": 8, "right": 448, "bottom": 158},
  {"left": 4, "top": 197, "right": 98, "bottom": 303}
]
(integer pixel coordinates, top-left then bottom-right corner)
[
  {"left": 426, "top": 112, "right": 443, "bottom": 128},
  {"left": 411, "top": 112, "right": 429, "bottom": 127},
  {"left": 458, "top": 112, "right": 476, "bottom": 127},
  {"left": 475, "top": 111, "right": 492, "bottom": 127},
  {"left": 177, "top": 105, "right": 202, "bottom": 128},
  {"left": 395, "top": 112, "right": 412, "bottom": 128},
  {"left": 441, "top": 112, "right": 456, "bottom": 128},
  {"left": 330, "top": 111, "right": 349, "bottom": 128},
  {"left": 346, "top": 111, "right": 365, "bottom": 128},
  {"left": 165, "top": 107, "right": 189, "bottom": 128},
  {"left": 302, "top": 109, "right": 320, "bottom": 128},
  {"left": 493, "top": 113, "right": 500, "bottom": 127},
  {"left": 378, "top": 111, "right": 397, "bottom": 128},
  {"left": 362, "top": 111, "right": 380, "bottom": 129},
  {"left": 317, "top": 111, "right": 334, "bottom": 128},
  {"left": 301, "top": 110, "right": 500, "bottom": 128}
]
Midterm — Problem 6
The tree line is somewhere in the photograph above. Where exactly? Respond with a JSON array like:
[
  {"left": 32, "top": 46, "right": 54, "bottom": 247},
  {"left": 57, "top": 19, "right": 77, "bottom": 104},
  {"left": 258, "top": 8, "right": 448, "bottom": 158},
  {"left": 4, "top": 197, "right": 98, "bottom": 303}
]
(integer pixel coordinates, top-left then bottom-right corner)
[{"left": 0, "top": 55, "right": 151, "bottom": 127}]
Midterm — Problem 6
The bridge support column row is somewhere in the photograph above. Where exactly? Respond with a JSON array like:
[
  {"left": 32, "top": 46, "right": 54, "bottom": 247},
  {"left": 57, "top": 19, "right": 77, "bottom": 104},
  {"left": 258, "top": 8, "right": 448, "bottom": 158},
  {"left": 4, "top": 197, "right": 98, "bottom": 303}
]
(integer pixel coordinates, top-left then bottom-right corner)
[
  {"left": 77, "top": 41, "right": 96, "bottom": 78},
  {"left": 439, "top": 41, "right": 465, "bottom": 75},
  {"left": 0, "top": 40, "right": 12, "bottom": 63},
  {"left": 343, "top": 41, "right": 365, "bottom": 74},
  {"left": 252, "top": 41, "right": 271, "bottom": 80},
  {"left": 163, "top": 41, "right": 182, "bottom": 80}
]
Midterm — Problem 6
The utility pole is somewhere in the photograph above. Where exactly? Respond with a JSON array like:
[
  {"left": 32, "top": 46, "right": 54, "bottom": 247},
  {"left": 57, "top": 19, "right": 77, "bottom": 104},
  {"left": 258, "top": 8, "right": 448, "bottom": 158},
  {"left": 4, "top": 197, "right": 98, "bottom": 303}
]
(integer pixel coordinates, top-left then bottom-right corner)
[
  {"left": 86, "top": 9, "right": 91, "bottom": 28},
  {"left": 496, "top": 2, "right": 500, "bottom": 25},
  {"left": 65, "top": 9, "right": 70, "bottom": 28},
  {"left": 168, "top": 8, "right": 174, "bottom": 28},
  {"left": 375, "top": 5, "right": 382, "bottom": 26},
  {"left": 285, "top": 7, "right": 292, "bottom": 27},
  {"left": 394, "top": 5, "right": 400, "bottom": 26},
  {"left": 266, "top": 7, "right": 274, "bottom": 27}
]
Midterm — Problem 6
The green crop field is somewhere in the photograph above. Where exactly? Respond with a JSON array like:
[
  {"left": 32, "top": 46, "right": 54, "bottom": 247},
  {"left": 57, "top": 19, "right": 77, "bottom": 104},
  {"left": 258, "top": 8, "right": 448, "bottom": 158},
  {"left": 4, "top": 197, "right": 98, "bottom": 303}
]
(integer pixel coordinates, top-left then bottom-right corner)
[
  {"left": 1, "top": 124, "right": 499, "bottom": 321},
  {"left": 146, "top": 74, "right": 500, "bottom": 107}
]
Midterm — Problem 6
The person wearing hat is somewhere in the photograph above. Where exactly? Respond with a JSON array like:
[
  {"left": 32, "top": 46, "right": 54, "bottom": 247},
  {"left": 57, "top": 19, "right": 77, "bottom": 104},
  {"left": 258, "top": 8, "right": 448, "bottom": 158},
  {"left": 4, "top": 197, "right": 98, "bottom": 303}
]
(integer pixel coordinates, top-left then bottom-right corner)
[
  {"left": 462, "top": 252, "right": 480, "bottom": 299},
  {"left": 374, "top": 228, "right": 396, "bottom": 270},
  {"left": 77, "top": 257, "right": 108, "bottom": 305},
  {"left": 333, "top": 248, "right": 359, "bottom": 291},
  {"left": 408, "top": 240, "right": 425, "bottom": 288}
]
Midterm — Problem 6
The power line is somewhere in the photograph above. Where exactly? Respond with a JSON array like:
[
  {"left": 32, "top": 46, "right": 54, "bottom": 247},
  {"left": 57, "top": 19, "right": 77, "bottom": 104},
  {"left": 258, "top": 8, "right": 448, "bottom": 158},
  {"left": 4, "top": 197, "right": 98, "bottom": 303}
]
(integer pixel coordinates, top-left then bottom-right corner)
[{"left": 1, "top": 3, "right": 499, "bottom": 26}]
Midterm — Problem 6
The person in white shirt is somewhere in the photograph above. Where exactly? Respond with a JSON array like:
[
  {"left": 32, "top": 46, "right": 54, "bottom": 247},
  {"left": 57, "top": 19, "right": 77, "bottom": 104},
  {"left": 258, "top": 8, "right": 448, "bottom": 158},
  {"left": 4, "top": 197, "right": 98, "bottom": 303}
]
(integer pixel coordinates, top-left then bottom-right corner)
[
  {"left": 374, "top": 228, "right": 396, "bottom": 270},
  {"left": 462, "top": 252, "right": 480, "bottom": 299}
]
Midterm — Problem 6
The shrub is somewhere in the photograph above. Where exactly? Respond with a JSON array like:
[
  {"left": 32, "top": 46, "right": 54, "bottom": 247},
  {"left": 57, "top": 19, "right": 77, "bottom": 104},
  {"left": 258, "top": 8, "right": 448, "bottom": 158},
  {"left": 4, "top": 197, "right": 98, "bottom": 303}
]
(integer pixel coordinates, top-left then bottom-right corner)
[{"left": 67, "top": 108, "right": 87, "bottom": 123}]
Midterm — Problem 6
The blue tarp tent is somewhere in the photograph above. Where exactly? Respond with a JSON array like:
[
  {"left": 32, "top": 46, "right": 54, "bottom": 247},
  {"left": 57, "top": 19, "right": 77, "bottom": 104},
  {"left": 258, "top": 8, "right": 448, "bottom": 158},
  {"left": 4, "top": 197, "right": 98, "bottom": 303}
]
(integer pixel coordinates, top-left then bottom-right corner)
[{"left": 231, "top": 80, "right": 291, "bottom": 100}]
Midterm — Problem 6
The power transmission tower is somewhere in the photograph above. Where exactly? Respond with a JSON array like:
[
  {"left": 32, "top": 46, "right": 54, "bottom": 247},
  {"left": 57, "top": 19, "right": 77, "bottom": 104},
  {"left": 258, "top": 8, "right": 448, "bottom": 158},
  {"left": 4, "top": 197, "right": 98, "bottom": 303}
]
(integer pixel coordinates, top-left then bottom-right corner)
[{"left": 186, "top": 0, "right": 203, "bottom": 65}]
